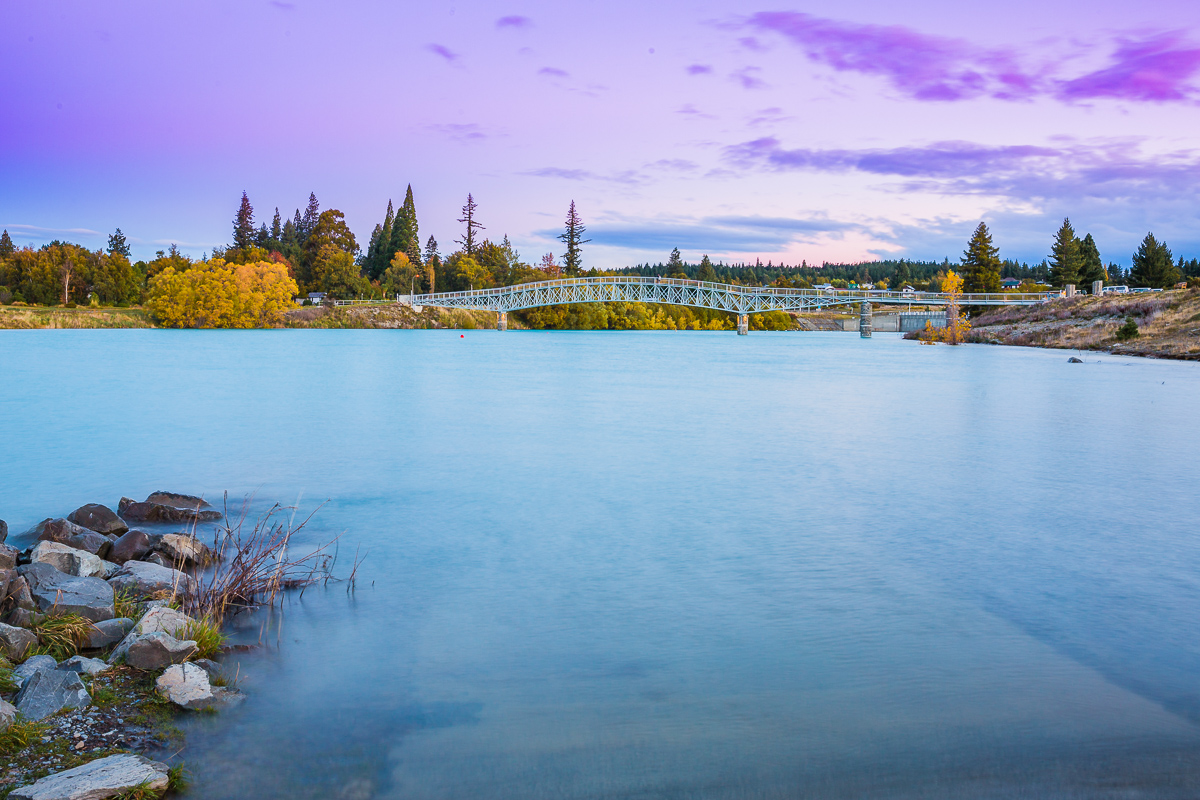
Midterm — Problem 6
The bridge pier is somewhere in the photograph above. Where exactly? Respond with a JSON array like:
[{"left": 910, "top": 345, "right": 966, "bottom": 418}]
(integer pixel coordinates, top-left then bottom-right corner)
[
  {"left": 859, "top": 301, "right": 872, "bottom": 338},
  {"left": 737, "top": 314, "right": 749, "bottom": 335},
  {"left": 496, "top": 311, "right": 507, "bottom": 331}
]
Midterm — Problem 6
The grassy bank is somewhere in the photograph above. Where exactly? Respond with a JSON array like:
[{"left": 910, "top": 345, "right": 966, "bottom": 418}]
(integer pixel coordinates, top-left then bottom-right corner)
[
  {"left": 0, "top": 306, "right": 155, "bottom": 329},
  {"left": 964, "top": 288, "right": 1200, "bottom": 359}
]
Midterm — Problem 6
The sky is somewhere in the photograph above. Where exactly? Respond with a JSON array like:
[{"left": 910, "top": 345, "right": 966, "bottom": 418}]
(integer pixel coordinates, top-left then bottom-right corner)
[{"left": 3, "top": 0, "right": 1200, "bottom": 268}]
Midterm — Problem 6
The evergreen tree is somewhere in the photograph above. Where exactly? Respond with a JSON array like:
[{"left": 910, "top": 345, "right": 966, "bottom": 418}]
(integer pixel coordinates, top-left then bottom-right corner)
[
  {"left": 0, "top": 229, "right": 13, "bottom": 257},
  {"left": 375, "top": 200, "right": 395, "bottom": 278},
  {"left": 256, "top": 223, "right": 270, "bottom": 248},
  {"left": 961, "top": 222, "right": 1001, "bottom": 294},
  {"left": 1129, "top": 232, "right": 1180, "bottom": 288},
  {"left": 1077, "top": 233, "right": 1105, "bottom": 289},
  {"left": 424, "top": 235, "right": 440, "bottom": 292},
  {"left": 892, "top": 261, "right": 910, "bottom": 290},
  {"left": 282, "top": 218, "right": 297, "bottom": 248},
  {"left": 365, "top": 224, "right": 383, "bottom": 279},
  {"left": 425, "top": 235, "right": 440, "bottom": 266},
  {"left": 457, "top": 193, "right": 484, "bottom": 255},
  {"left": 300, "top": 193, "right": 320, "bottom": 241},
  {"left": 232, "top": 191, "right": 256, "bottom": 250},
  {"left": 406, "top": 236, "right": 423, "bottom": 268},
  {"left": 390, "top": 186, "right": 419, "bottom": 266},
  {"left": 107, "top": 228, "right": 131, "bottom": 258},
  {"left": 1048, "top": 218, "right": 1081, "bottom": 287},
  {"left": 1107, "top": 263, "right": 1124, "bottom": 284},
  {"left": 558, "top": 200, "right": 590, "bottom": 276},
  {"left": 271, "top": 209, "right": 282, "bottom": 242},
  {"left": 698, "top": 254, "right": 717, "bottom": 282}
]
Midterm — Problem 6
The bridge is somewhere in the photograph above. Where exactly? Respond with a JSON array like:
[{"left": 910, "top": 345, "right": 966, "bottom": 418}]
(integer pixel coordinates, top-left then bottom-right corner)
[{"left": 400, "top": 276, "right": 1057, "bottom": 336}]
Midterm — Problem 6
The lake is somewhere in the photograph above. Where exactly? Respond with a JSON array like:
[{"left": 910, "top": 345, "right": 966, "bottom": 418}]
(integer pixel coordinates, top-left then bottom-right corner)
[{"left": 2, "top": 329, "right": 1199, "bottom": 799}]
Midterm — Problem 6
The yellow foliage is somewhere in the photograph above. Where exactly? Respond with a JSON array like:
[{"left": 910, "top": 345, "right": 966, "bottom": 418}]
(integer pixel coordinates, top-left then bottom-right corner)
[{"left": 146, "top": 258, "right": 298, "bottom": 328}]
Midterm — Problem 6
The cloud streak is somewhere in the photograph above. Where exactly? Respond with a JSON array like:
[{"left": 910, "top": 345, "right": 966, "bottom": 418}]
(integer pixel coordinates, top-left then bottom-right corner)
[{"left": 426, "top": 44, "right": 458, "bottom": 62}]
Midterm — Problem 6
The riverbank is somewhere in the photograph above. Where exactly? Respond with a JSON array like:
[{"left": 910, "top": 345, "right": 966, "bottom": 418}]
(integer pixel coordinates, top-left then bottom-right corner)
[
  {"left": 0, "top": 307, "right": 153, "bottom": 329},
  {"left": 960, "top": 288, "right": 1200, "bottom": 359}
]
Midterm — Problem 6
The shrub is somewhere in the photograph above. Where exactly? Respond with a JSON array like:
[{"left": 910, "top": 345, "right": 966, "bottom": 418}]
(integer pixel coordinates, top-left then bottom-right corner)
[
  {"left": 1116, "top": 316, "right": 1140, "bottom": 340},
  {"left": 146, "top": 258, "right": 298, "bottom": 328}
]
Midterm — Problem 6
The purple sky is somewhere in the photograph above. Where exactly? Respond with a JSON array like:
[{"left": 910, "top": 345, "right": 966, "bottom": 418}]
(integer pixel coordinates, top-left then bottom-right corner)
[{"left": 3, "top": 0, "right": 1200, "bottom": 266}]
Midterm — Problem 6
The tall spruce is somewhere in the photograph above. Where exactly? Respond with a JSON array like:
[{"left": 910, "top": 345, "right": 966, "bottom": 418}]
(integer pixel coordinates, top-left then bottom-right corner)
[
  {"left": 666, "top": 247, "right": 686, "bottom": 277},
  {"left": 424, "top": 235, "right": 440, "bottom": 292},
  {"left": 390, "top": 186, "right": 418, "bottom": 264},
  {"left": 457, "top": 193, "right": 484, "bottom": 255},
  {"left": 406, "top": 236, "right": 423, "bottom": 267},
  {"left": 961, "top": 222, "right": 1001, "bottom": 294},
  {"left": 107, "top": 228, "right": 131, "bottom": 258},
  {"left": 271, "top": 208, "right": 282, "bottom": 242},
  {"left": 1129, "top": 233, "right": 1180, "bottom": 288},
  {"left": 282, "top": 217, "right": 297, "bottom": 248},
  {"left": 375, "top": 200, "right": 395, "bottom": 278},
  {"left": 0, "top": 229, "right": 14, "bottom": 257},
  {"left": 892, "top": 261, "right": 911, "bottom": 289},
  {"left": 1048, "top": 218, "right": 1081, "bottom": 287},
  {"left": 256, "top": 223, "right": 269, "bottom": 247},
  {"left": 698, "top": 254, "right": 717, "bottom": 282},
  {"left": 1077, "top": 233, "right": 1105, "bottom": 289},
  {"left": 365, "top": 224, "right": 384, "bottom": 279},
  {"left": 558, "top": 200, "right": 590, "bottom": 276},
  {"left": 300, "top": 193, "right": 320, "bottom": 241},
  {"left": 232, "top": 191, "right": 256, "bottom": 250}
]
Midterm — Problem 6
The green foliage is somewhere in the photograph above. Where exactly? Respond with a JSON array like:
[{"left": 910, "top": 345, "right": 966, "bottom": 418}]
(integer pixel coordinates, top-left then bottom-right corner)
[
  {"left": 390, "top": 186, "right": 419, "bottom": 268},
  {"left": 0, "top": 717, "right": 49, "bottom": 755},
  {"left": 558, "top": 201, "right": 590, "bottom": 276},
  {"left": 697, "top": 255, "right": 717, "bottom": 283},
  {"left": 0, "top": 656, "right": 15, "bottom": 693},
  {"left": 381, "top": 251, "right": 421, "bottom": 297},
  {"left": 168, "top": 762, "right": 190, "bottom": 793},
  {"left": 0, "top": 242, "right": 141, "bottom": 306},
  {"left": 1129, "top": 232, "right": 1181, "bottom": 288},
  {"left": 181, "top": 617, "right": 226, "bottom": 660},
  {"left": 232, "top": 191, "right": 256, "bottom": 250},
  {"left": 961, "top": 222, "right": 1002, "bottom": 293},
  {"left": 0, "top": 230, "right": 14, "bottom": 258},
  {"left": 112, "top": 780, "right": 159, "bottom": 800},
  {"left": 107, "top": 228, "right": 131, "bottom": 258},
  {"left": 456, "top": 194, "right": 484, "bottom": 255},
  {"left": 113, "top": 586, "right": 143, "bottom": 621},
  {"left": 1077, "top": 233, "right": 1105, "bottom": 288},
  {"left": 299, "top": 210, "right": 358, "bottom": 293},
  {"left": 1048, "top": 218, "right": 1081, "bottom": 287},
  {"left": 31, "top": 613, "right": 95, "bottom": 661},
  {"left": 1116, "top": 316, "right": 1140, "bottom": 340},
  {"left": 309, "top": 245, "right": 366, "bottom": 299}
]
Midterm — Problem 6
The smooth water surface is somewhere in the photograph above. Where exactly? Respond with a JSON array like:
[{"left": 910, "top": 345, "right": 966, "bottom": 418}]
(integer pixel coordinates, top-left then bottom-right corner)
[{"left": 2, "top": 330, "right": 1199, "bottom": 799}]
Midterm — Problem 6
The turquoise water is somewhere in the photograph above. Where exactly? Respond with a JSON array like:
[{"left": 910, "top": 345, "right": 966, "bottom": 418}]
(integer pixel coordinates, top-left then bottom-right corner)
[{"left": 3, "top": 330, "right": 1200, "bottom": 798}]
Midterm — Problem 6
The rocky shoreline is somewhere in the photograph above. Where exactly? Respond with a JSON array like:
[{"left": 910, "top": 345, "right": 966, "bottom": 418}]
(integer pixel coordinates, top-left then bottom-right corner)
[{"left": 0, "top": 492, "right": 258, "bottom": 799}]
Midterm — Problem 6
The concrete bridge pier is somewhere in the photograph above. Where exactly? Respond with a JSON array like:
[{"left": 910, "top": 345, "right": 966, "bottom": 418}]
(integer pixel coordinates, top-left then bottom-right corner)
[
  {"left": 737, "top": 314, "right": 749, "bottom": 335},
  {"left": 859, "top": 301, "right": 872, "bottom": 338},
  {"left": 496, "top": 311, "right": 507, "bottom": 331}
]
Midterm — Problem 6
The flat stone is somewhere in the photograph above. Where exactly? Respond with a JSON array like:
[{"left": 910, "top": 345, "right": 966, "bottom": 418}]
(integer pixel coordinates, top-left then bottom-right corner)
[
  {"left": 13, "top": 655, "right": 57, "bottom": 690},
  {"left": 30, "top": 541, "right": 107, "bottom": 578},
  {"left": 27, "top": 518, "right": 112, "bottom": 559},
  {"left": 67, "top": 503, "right": 129, "bottom": 536},
  {"left": 118, "top": 495, "right": 221, "bottom": 524},
  {"left": 82, "top": 617, "right": 133, "bottom": 650},
  {"left": 18, "top": 563, "right": 115, "bottom": 622},
  {"left": 107, "top": 530, "right": 152, "bottom": 565},
  {"left": 0, "top": 699, "right": 15, "bottom": 732},
  {"left": 9, "top": 753, "right": 169, "bottom": 800},
  {"left": 156, "top": 662, "right": 216, "bottom": 709},
  {"left": 109, "top": 606, "right": 195, "bottom": 664},
  {"left": 0, "top": 543, "right": 17, "bottom": 571},
  {"left": 57, "top": 655, "right": 111, "bottom": 676},
  {"left": 0, "top": 622, "right": 37, "bottom": 661},
  {"left": 157, "top": 533, "right": 213, "bottom": 566},
  {"left": 124, "top": 631, "right": 197, "bottom": 671},
  {"left": 107, "top": 560, "right": 194, "bottom": 598},
  {"left": 15, "top": 668, "right": 90, "bottom": 721}
]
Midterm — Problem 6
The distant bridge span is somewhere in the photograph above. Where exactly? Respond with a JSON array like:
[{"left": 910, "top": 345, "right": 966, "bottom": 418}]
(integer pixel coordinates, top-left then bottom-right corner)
[{"left": 398, "top": 277, "right": 1057, "bottom": 335}]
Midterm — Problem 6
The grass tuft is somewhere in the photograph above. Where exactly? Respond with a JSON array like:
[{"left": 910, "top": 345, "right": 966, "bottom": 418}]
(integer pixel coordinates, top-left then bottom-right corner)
[
  {"left": 112, "top": 780, "right": 158, "bottom": 800},
  {"left": 167, "top": 762, "right": 190, "bottom": 792},
  {"left": 30, "top": 612, "right": 96, "bottom": 661},
  {"left": 0, "top": 716, "right": 50, "bottom": 755},
  {"left": 181, "top": 617, "right": 226, "bottom": 661},
  {"left": 113, "top": 586, "right": 144, "bottom": 620},
  {"left": 0, "top": 656, "right": 16, "bottom": 693}
]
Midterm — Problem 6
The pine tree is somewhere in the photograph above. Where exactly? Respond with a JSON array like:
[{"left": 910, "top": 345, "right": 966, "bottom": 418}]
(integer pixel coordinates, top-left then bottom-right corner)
[
  {"left": 1107, "top": 263, "right": 1124, "bottom": 284},
  {"left": 666, "top": 247, "right": 686, "bottom": 278},
  {"left": 390, "top": 186, "right": 419, "bottom": 266},
  {"left": 698, "top": 254, "right": 717, "bottom": 282},
  {"left": 256, "top": 223, "right": 269, "bottom": 248},
  {"left": 365, "top": 224, "right": 383, "bottom": 279},
  {"left": 1077, "top": 233, "right": 1105, "bottom": 289},
  {"left": 961, "top": 222, "right": 1001, "bottom": 294},
  {"left": 1129, "top": 233, "right": 1180, "bottom": 288},
  {"left": 424, "top": 236, "right": 440, "bottom": 293},
  {"left": 457, "top": 193, "right": 485, "bottom": 255},
  {"left": 271, "top": 209, "right": 282, "bottom": 242},
  {"left": 282, "top": 218, "right": 297, "bottom": 248},
  {"left": 424, "top": 235, "right": 440, "bottom": 266},
  {"left": 232, "top": 191, "right": 256, "bottom": 250},
  {"left": 107, "top": 228, "right": 130, "bottom": 258},
  {"left": 406, "top": 236, "right": 423, "bottom": 267},
  {"left": 892, "top": 261, "right": 910, "bottom": 290},
  {"left": 0, "top": 229, "right": 13, "bottom": 257},
  {"left": 300, "top": 193, "right": 320, "bottom": 241},
  {"left": 374, "top": 200, "right": 395, "bottom": 278},
  {"left": 558, "top": 200, "right": 590, "bottom": 276},
  {"left": 1048, "top": 218, "right": 1081, "bottom": 287}
]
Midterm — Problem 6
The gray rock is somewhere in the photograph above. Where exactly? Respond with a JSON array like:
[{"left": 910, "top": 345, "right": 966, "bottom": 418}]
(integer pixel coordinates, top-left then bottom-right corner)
[
  {"left": 15, "top": 668, "right": 90, "bottom": 720},
  {"left": 0, "top": 518, "right": 7, "bottom": 544},
  {"left": 108, "top": 605, "right": 194, "bottom": 664},
  {"left": 0, "top": 622, "right": 37, "bottom": 661},
  {"left": 27, "top": 518, "right": 112, "bottom": 559},
  {"left": 99, "top": 560, "right": 121, "bottom": 579},
  {"left": 57, "top": 655, "right": 111, "bottom": 676},
  {"left": 157, "top": 533, "right": 213, "bottom": 566},
  {"left": 107, "top": 530, "right": 152, "bottom": 565},
  {"left": 13, "top": 655, "right": 57, "bottom": 690},
  {"left": 0, "top": 543, "right": 17, "bottom": 571},
  {"left": 66, "top": 503, "right": 129, "bottom": 536},
  {"left": 156, "top": 662, "right": 216, "bottom": 709},
  {"left": 118, "top": 495, "right": 221, "bottom": 524},
  {"left": 193, "top": 658, "right": 226, "bottom": 683},
  {"left": 146, "top": 491, "right": 214, "bottom": 509},
  {"left": 4, "top": 608, "right": 37, "bottom": 628},
  {"left": 124, "top": 631, "right": 197, "bottom": 671},
  {"left": 8, "top": 575, "right": 35, "bottom": 610},
  {"left": 107, "top": 560, "right": 194, "bottom": 598},
  {"left": 18, "top": 563, "right": 115, "bottom": 622},
  {"left": 82, "top": 617, "right": 134, "bottom": 650},
  {"left": 0, "top": 568, "right": 12, "bottom": 604},
  {"left": 0, "top": 699, "right": 15, "bottom": 732},
  {"left": 9, "top": 753, "right": 169, "bottom": 800},
  {"left": 29, "top": 541, "right": 106, "bottom": 578},
  {"left": 144, "top": 552, "right": 173, "bottom": 569}
]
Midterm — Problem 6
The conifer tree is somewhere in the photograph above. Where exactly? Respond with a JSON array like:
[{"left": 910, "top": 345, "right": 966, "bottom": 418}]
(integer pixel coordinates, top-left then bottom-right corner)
[
  {"left": 365, "top": 224, "right": 383, "bottom": 278},
  {"left": 271, "top": 209, "right": 282, "bottom": 242},
  {"left": 233, "top": 191, "right": 256, "bottom": 250},
  {"left": 375, "top": 200, "right": 395, "bottom": 278},
  {"left": 0, "top": 229, "right": 13, "bottom": 258},
  {"left": 1129, "top": 233, "right": 1180, "bottom": 288},
  {"left": 282, "top": 218, "right": 297, "bottom": 248},
  {"left": 300, "top": 193, "right": 320, "bottom": 241},
  {"left": 666, "top": 247, "right": 686, "bottom": 277},
  {"left": 892, "top": 261, "right": 910, "bottom": 290},
  {"left": 961, "top": 222, "right": 1001, "bottom": 294},
  {"left": 1077, "top": 233, "right": 1105, "bottom": 289},
  {"left": 424, "top": 235, "right": 440, "bottom": 292},
  {"left": 558, "top": 200, "right": 590, "bottom": 276},
  {"left": 406, "top": 236, "right": 423, "bottom": 267},
  {"left": 390, "top": 186, "right": 419, "bottom": 264},
  {"left": 457, "top": 193, "right": 484, "bottom": 255},
  {"left": 698, "top": 255, "right": 717, "bottom": 282},
  {"left": 256, "top": 223, "right": 269, "bottom": 248},
  {"left": 1048, "top": 218, "right": 1081, "bottom": 287},
  {"left": 107, "top": 228, "right": 130, "bottom": 258}
]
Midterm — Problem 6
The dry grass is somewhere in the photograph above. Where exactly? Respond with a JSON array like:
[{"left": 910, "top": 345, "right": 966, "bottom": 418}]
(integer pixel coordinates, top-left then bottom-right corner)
[
  {"left": 0, "top": 306, "right": 153, "bottom": 329},
  {"left": 286, "top": 304, "right": 497, "bottom": 330},
  {"left": 30, "top": 612, "right": 97, "bottom": 660}
]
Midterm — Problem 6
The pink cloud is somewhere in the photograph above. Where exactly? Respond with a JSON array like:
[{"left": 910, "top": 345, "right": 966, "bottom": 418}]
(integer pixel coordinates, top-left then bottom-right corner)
[
  {"left": 1057, "top": 34, "right": 1200, "bottom": 102},
  {"left": 497, "top": 15, "right": 532, "bottom": 29},
  {"left": 426, "top": 44, "right": 458, "bottom": 62},
  {"left": 686, "top": 64, "right": 713, "bottom": 75},
  {"left": 731, "top": 66, "right": 766, "bottom": 89},
  {"left": 538, "top": 67, "right": 569, "bottom": 78}
]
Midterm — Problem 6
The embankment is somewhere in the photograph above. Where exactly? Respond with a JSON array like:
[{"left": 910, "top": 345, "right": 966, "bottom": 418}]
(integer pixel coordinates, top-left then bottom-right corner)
[{"left": 0, "top": 307, "right": 154, "bottom": 329}]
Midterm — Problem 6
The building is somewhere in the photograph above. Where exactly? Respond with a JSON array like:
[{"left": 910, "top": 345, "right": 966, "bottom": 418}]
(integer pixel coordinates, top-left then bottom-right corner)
[{"left": 1000, "top": 277, "right": 1022, "bottom": 289}]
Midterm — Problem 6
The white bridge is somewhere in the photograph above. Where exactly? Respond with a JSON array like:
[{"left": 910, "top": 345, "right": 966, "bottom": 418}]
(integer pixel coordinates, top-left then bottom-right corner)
[{"left": 401, "top": 277, "right": 1056, "bottom": 335}]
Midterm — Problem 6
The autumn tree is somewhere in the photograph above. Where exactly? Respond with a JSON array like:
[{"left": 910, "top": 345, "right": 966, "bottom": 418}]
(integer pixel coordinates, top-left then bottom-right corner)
[
  {"left": 558, "top": 200, "right": 590, "bottom": 276},
  {"left": 942, "top": 269, "right": 971, "bottom": 345},
  {"left": 540, "top": 252, "right": 561, "bottom": 276},
  {"left": 1129, "top": 233, "right": 1180, "bottom": 288},
  {"left": 146, "top": 259, "right": 298, "bottom": 328},
  {"left": 457, "top": 194, "right": 484, "bottom": 255},
  {"left": 960, "top": 222, "right": 1001, "bottom": 294},
  {"left": 1048, "top": 218, "right": 1081, "bottom": 287},
  {"left": 382, "top": 251, "right": 422, "bottom": 297}
]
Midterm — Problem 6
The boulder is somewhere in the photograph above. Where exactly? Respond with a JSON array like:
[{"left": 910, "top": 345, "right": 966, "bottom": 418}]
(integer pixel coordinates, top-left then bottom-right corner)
[
  {"left": 108, "top": 560, "right": 194, "bottom": 598},
  {"left": 193, "top": 658, "right": 227, "bottom": 683},
  {"left": 118, "top": 494, "right": 221, "bottom": 524},
  {"left": 109, "top": 605, "right": 195, "bottom": 664},
  {"left": 0, "top": 699, "right": 15, "bottom": 733},
  {"left": 157, "top": 533, "right": 213, "bottom": 566},
  {"left": 0, "top": 518, "right": 7, "bottom": 544},
  {"left": 156, "top": 662, "right": 216, "bottom": 709},
  {"left": 18, "top": 563, "right": 115, "bottom": 622},
  {"left": 66, "top": 503, "right": 129, "bottom": 536},
  {"left": 27, "top": 519, "right": 112, "bottom": 560},
  {"left": 8, "top": 575, "right": 36, "bottom": 610},
  {"left": 9, "top": 753, "right": 169, "bottom": 800},
  {"left": 29, "top": 541, "right": 106, "bottom": 578},
  {"left": 0, "top": 622, "right": 37, "bottom": 661},
  {"left": 82, "top": 617, "right": 134, "bottom": 650},
  {"left": 0, "top": 568, "right": 12, "bottom": 603},
  {"left": 100, "top": 560, "right": 121, "bottom": 579},
  {"left": 145, "top": 552, "right": 173, "bottom": 569},
  {"left": 0, "top": 543, "right": 17, "bottom": 571},
  {"left": 13, "top": 655, "right": 57, "bottom": 690},
  {"left": 57, "top": 655, "right": 111, "bottom": 676},
  {"left": 107, "top": 530, "right": 152, "bottom": 565},
  {"left": 124, "top": 631, "right": 197, "bottom": 671},
  {"left": 15, "top": 668, "right": 90, "bottom": 720},
  {"left": 5, "top": 608, "right": 37, "bottom": 628}
]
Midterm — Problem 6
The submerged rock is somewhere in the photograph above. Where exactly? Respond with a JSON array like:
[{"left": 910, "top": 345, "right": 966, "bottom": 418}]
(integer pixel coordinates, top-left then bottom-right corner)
[
  {"left": 119, "top": 493, "right": 221, "bottom": 524},
  {"left": 18, "top": 563, "right": 115, "bottom": 622},
  {"left": 82, "top": 617, "right": 134, "bottom": 650},
  {"left": 27, "top": 518, "right": 112, "bottom": 559},
  {"left": 107, "top": 529, "right": 152, "bottom": 565},
  {"left": 66, "top": 503, "right": 129, "bottom": 536},
  {"left": 124, "top": 631, "right": 197, "bottom": 671},
  {"left": 107, "top": 560, "right": 194, "bottom": 598},
  {"left": 29, "top": 541, "right": 106, "bottom": 578},
  {"left": 0, "top": 622, "right": 37, "bottom": 661},
  {"left": 12, "top": 655, "right": 57, "bottom": 690},
  {"left": 9, "top": 753, "right": 169, "bottom": 800},
  {"left": 15, "top": 668, "right": 90, "bottom": 720}
]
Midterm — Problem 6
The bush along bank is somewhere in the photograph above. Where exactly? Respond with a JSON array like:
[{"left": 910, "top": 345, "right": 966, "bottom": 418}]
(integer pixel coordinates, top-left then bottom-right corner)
[{"left": 0, "top": 492, "right": 345, "bottom": 799}]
